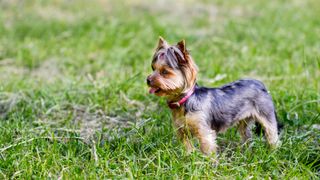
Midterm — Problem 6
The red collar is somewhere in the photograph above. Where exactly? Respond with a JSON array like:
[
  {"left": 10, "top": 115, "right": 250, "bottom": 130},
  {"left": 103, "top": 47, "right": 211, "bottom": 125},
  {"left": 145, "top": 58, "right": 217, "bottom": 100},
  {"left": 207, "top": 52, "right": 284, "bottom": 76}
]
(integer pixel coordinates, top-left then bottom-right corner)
[{"left": 167, "top": 87, "right": 195, "bottom": 109}]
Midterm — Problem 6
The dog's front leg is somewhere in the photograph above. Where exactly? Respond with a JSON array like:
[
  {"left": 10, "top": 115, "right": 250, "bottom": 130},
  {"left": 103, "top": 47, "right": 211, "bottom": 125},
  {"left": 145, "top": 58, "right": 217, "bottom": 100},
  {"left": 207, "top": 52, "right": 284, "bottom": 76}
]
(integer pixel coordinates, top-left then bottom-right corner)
[
  {"left": 195, "top": 127, "right": 217, "bottom": 155},
  {"left": 177, "top": 128, "right": 194, "bottom": 154},
  {"left": 186, "top": 113, "right": 217, "bottom": 155}
]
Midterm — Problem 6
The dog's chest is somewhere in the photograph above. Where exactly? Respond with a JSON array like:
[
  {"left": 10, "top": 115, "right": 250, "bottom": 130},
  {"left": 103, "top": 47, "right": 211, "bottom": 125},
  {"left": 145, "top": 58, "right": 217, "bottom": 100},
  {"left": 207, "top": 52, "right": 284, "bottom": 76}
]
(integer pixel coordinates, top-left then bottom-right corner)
[
  {"left": 171, "top": 108, "right": 200, "bottom": 133},
  {"left": 172, "top": 108, "right": 186, "bottom": 129}
]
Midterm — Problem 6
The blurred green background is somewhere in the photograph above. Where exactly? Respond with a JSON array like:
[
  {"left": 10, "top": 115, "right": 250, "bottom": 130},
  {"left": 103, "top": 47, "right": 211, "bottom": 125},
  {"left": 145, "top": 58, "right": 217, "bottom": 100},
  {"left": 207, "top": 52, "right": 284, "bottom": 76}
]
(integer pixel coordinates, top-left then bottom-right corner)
[{"left": 0, "top": 0, "right": 319, "bottom": 178}]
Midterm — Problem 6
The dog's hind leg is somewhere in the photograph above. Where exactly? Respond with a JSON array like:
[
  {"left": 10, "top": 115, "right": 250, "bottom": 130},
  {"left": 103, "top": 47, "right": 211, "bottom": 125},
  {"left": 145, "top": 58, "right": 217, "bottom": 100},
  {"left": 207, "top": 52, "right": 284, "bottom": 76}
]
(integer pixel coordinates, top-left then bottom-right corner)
[
  {"left": 254, "top": 113, "right": 279, "bottom": 147},
  {"left": 238, "top": 119, "right": 254, "bottom": 143}
]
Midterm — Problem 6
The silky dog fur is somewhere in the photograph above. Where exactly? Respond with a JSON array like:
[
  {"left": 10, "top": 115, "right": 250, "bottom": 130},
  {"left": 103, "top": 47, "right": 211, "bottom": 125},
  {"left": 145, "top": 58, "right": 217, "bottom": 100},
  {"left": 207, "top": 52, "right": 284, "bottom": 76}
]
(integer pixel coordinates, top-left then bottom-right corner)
[{"left": 147, "top": 37, "right": 280, "bottom": 155}]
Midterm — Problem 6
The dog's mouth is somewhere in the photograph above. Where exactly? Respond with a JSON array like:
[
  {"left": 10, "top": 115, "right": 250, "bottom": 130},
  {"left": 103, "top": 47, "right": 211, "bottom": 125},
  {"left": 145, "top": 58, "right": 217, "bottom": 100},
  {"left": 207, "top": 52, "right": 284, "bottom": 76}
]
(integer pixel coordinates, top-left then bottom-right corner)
[{"left": 149, "top": 87, "right": 161, "bottom": 94}]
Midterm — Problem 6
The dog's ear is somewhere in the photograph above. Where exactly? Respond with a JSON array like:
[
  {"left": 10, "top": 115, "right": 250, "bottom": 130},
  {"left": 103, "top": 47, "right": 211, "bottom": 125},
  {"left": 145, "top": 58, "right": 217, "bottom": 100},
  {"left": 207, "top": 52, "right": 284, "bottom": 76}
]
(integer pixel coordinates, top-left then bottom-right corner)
[
  {"left": 177, "top": 40, "right": 186, "bottom": 53},
  {"left": 176, "top": 39, "right": 198, "bottom": 88},
  {"left": 175, "top": 39, "right": 190, "bottom": 63},
  {"left": 157, "top": 36, "right": 169, "bottom": 49}
]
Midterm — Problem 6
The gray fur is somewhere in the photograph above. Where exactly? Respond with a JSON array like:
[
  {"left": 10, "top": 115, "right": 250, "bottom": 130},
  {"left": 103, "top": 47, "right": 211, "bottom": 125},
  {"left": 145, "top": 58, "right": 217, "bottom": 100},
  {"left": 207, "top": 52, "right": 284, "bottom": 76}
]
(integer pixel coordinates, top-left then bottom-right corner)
[
  {"left": 184, "top": 79, "right": 278, "bottom": 133},
  {"left": 152, "top": 46, "right": 185, "bottom": 69},
  {"left": 149, "top": 38, "right": 280, "bottom": 153}
]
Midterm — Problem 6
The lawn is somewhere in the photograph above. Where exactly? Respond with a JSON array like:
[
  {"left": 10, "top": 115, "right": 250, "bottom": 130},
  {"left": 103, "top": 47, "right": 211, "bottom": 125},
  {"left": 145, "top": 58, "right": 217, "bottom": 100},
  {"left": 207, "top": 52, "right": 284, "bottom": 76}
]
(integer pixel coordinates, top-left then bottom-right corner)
[{"left": 0, "top": 0, "right": 319, "bottom": 178}]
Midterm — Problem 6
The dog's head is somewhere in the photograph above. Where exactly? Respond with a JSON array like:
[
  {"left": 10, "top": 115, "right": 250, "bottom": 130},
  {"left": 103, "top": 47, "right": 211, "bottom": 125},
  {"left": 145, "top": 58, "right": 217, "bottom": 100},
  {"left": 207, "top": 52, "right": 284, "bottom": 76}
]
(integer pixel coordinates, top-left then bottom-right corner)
[{"left": 147, "top": 37, "right": 198, "bottom": 98}]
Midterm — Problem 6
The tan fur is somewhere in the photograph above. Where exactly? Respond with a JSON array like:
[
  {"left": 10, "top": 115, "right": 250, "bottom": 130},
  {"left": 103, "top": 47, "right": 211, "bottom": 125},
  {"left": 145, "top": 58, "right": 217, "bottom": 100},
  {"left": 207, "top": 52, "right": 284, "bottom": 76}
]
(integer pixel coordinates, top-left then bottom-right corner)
[
  {"left": 157, "top": 36, "right": 169, "bottom": 50},
  {"left": 236, "top": 109, "right": 279, "bottom": 147},
  {"left": 238, "top": 119, "right": 254, "bottom": 143},
  {"left": 172, "top": 109, "right": 217, "bottom": 155},
  {"left": 175, "top": 39, "right": 198, "bottom": 92},
  {"left": 180, "top": 58, "right": 198, "bottom": 93},
  {"left": 172, "top": 107, "right": 193, "bottom": 153},
  {"left": 148, "top": 37, "right": 280, "bottom": 155},
  {"left": 254, "top": 114, "right": 279, "bottom": 147}
]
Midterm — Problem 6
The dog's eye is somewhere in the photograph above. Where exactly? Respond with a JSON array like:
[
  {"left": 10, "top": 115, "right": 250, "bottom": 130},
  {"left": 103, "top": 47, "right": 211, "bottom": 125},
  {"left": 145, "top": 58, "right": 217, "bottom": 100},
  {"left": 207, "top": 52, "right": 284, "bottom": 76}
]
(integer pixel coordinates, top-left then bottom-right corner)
[
  {"left": 161, "top": 69, "right": 169, "bottom": 75},
  {"left": 151, "top": 66, "right": 155, "bottom": 71}
]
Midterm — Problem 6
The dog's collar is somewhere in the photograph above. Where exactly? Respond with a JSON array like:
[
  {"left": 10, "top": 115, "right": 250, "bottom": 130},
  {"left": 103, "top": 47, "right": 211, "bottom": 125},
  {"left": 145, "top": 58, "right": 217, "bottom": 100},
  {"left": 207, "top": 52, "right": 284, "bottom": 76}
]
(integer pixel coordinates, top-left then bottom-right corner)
[{"left": 167, "top": 86, "right": 195, "bottom": 109}]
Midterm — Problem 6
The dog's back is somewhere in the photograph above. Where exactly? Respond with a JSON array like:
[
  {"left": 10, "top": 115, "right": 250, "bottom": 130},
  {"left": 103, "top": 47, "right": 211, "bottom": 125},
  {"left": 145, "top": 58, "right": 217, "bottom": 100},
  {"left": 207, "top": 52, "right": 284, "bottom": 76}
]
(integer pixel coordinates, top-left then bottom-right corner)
[{"left": 185, "top": 79, "right": 278, "bottom": 135}]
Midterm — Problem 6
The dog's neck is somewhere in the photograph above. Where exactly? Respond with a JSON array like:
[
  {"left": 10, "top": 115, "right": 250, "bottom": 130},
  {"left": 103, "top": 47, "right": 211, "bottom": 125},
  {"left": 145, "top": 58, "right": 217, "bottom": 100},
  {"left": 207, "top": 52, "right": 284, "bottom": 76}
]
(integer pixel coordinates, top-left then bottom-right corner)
[{"left": 166, "top": 84, "right": 196, "bottom": 109}]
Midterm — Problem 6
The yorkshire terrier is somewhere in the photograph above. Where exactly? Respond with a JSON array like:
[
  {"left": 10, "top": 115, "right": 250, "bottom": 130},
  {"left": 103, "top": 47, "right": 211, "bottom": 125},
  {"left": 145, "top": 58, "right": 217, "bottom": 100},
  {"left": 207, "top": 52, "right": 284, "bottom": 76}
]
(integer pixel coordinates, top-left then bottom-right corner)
[{"left": 147, "top": 37, "right": 280, "bottom": 155}]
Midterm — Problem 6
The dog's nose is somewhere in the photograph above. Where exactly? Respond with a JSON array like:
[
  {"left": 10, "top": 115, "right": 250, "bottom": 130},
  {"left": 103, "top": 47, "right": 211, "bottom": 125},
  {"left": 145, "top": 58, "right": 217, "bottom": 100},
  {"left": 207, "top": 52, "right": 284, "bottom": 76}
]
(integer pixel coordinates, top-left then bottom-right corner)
[{"left": 146, "top": 76, "right": 152, "bottom": 85}]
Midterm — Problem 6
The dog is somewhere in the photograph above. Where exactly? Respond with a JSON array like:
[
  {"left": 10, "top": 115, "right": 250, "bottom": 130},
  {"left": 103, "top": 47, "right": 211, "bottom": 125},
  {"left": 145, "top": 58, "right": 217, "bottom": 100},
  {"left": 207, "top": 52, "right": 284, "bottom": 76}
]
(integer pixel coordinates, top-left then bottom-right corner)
[{"left": 147, "top": 37, "right": 280, "bottom": 155}]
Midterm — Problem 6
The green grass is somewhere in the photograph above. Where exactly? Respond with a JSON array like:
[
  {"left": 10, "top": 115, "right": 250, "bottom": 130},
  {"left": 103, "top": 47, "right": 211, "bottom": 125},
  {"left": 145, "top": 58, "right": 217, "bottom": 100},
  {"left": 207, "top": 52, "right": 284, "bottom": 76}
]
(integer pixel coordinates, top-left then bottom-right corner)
[{"left": 0, "top": 0, "right": 319, "bottom": 178}]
